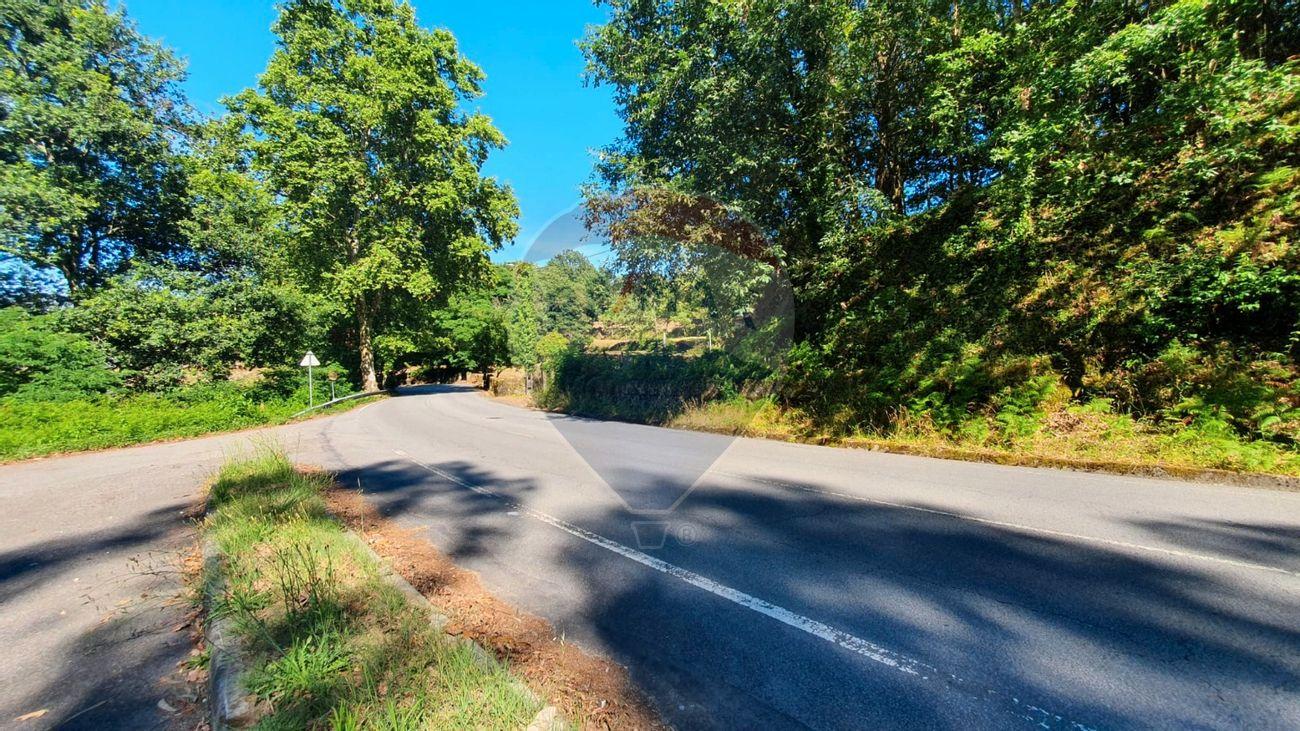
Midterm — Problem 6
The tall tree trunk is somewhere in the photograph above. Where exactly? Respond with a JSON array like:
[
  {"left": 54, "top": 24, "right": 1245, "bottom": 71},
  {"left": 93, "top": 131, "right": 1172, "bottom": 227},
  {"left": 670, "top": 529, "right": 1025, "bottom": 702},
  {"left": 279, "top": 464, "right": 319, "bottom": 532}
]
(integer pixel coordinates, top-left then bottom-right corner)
[
  {"left": 60, "top": 231, "right": 83, "bottom": 297},
  {"left": 58, "top": 261, "right": 79, "bottom": 298},
  {"left": 356, "top": 296, "right": 380, "bottom": 392}
]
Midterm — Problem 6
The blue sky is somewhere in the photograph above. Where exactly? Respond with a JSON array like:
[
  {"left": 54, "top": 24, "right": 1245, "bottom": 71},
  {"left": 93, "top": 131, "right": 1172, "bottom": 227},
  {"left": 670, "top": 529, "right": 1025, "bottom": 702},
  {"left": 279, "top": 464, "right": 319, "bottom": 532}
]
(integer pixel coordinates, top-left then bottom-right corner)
[{"left": 121, "top": 0, "right": 621, "bottom": 261}]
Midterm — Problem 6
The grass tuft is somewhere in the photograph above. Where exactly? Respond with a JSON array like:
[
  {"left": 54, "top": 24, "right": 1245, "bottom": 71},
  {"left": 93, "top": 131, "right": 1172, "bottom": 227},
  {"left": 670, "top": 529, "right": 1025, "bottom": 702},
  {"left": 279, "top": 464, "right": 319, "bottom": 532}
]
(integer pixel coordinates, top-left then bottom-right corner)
[{"left": 202, "top": 448, "right": 542, "bottom": 729}]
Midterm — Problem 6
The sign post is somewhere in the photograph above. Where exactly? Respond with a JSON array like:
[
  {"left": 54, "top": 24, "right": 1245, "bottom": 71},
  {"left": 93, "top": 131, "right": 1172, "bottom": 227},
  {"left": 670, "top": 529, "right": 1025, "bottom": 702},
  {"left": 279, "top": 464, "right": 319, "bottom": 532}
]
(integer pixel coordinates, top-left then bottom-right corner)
[
  {"left": 327, "top": 370, "right": 338, "bottom": 401},
  {"left": 299, "top": 351, "right": 321, "bottom": 407}
]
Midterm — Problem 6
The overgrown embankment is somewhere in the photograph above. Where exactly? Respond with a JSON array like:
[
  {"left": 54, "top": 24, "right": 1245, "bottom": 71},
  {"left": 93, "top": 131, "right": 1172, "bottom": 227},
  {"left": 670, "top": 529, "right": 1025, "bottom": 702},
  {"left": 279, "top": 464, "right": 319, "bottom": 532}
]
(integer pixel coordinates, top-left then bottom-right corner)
[
  {"left": 534, "top": 351, "right": 1300, "bottom": 479},
  {"left": 0, "top": 306, "right": 373, "bottom": 461},
  {"left": 0, "top": 382, "right": 375, "bottom": 461},
  {"left": 576, "top": 0, "right": 1300, "bottom": 480},
  {"left": 533, "top": 350, "right": 768, "bottom": 423},
  {"left": 200, "top": 450, "right": 543, "bottom": 728}
]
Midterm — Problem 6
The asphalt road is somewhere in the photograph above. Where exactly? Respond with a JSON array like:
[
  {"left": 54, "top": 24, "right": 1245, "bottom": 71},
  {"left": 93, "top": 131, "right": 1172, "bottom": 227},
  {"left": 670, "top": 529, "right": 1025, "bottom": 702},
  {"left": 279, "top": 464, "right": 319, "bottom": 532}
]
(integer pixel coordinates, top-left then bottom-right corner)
[
  {"left": 3, "top": 385, "right": 1299, "bottom": 729},
  {"left": 0, "top": 420, "right": 333, "bottom": 729}
]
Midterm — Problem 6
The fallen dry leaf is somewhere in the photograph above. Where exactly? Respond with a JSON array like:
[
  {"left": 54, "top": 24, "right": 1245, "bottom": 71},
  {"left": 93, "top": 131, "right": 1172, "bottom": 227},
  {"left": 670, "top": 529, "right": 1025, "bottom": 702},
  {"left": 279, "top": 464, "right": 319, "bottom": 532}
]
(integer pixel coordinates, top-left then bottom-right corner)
[{"left": 15, "top": 709, "right": 49, "bottom": 722}]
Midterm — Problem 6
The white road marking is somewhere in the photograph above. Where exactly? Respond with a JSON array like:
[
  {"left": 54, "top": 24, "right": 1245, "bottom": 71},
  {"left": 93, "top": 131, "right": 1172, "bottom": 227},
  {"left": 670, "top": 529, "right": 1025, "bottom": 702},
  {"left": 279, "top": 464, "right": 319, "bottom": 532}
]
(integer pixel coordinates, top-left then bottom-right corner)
[
  {"left": 391, "top": 448, "right": 1098, "bottom": 730},
  {"left": 711, "top": 470, "right": 1300, "bottom": 579}
]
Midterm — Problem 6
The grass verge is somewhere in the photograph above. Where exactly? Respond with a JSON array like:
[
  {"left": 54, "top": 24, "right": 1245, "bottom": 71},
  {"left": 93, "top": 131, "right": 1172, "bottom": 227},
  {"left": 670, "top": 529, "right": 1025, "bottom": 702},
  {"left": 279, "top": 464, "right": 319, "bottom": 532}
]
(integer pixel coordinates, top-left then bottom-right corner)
[
  {"left": 502, "top": 383, "right": 1300, "bottom": 484},
  {"left": 201, "top": 448, "right": 543, "bottom": 729},
  {"left": 0, "top": 385, "right": 384, "bottom": 462},
  {"left": 665, "top": 396, "right": 1300, "bottom": 482},
  {"left": 326, "top": 488, "right": 664, "bottom": 729}
]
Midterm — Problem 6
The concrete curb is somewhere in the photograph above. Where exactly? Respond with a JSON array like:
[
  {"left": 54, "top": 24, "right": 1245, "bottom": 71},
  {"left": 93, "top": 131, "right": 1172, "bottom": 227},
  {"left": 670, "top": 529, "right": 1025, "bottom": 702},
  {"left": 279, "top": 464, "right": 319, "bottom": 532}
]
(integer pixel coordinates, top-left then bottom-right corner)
[
  {"left": 526, "top": 704, "right": 564, "bottom": 731},
  {"left": 201, "top": 541, "right": 262, "bottom": 729},
  {"left": 337, "top": 531, "right": 563, "bottom": 725}
]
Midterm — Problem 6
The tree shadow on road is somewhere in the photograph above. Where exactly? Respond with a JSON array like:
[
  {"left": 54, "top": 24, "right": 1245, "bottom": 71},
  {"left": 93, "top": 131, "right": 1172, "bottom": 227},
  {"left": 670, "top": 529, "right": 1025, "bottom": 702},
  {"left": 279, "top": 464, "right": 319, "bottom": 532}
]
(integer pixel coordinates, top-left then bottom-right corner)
[
  {"left": 1128, "top": 515, "right": 1300, "bottom": 573},
  {"left": 0, "top": 502, "right": 188, "bottom": 605},
  {"left": 334, "top": 457, "right": 540, "bottom": 562},
  {"left": 0, "top": 503, "right": 196, "bottom": 729},
  {"left": 573, "top": 479, "right": 1300, "bottom": 729},
  {"left": 320, "top": 450, "right": 1300, "bottom": 730}
]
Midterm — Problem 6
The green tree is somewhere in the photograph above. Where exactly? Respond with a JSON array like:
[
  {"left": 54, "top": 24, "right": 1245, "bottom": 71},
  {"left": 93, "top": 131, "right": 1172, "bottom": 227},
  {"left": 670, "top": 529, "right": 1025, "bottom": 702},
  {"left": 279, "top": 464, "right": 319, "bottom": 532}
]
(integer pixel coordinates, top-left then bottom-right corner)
[
  {"left": 231, "top": 0, "right": 518, "bottom": 391},
  {"left": 536, "top": 331, "right": 569, "bottom": 360},
  {"left": 64, "top": 266, "right": 315, "bottom": 388},
  {"left": 433, "top": 294, "right": 509, "bottom": 381},
  {"left": 0, "top": 0, "right": 189, "bottom": 295},
  {"left": 181, "top": 118, "right": 283, "bottom": 277},
  {"left": 536, "top": 250, "right": 613, "bottom": 338},
  {"left": 499, "top": 262, "right": 543, "bottom": 368},
  {"left": 586, "top": 1, "right": 850, "bottom": 290}
]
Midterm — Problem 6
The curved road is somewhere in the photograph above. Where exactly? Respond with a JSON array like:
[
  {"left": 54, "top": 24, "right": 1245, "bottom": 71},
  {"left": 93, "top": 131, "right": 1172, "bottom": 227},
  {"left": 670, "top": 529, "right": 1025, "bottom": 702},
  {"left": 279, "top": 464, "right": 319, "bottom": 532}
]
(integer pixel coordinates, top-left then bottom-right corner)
[{"left": 3, "top": 385, "right": 1299, "bottom": 728}]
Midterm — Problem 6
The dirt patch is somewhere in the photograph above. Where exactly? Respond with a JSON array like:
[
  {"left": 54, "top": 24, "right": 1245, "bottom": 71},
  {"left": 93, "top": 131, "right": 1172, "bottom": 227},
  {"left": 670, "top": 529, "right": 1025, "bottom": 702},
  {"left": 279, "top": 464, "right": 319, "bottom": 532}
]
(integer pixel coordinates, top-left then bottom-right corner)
[
  {"left": 489, "top": 367, "right": 529, "bottom": 397},
  {"left": 486, "top": 391, "right": 535, "bottom": 409},
  {"left": 325, "top": 488, "right": 665, "bottom": 730}
]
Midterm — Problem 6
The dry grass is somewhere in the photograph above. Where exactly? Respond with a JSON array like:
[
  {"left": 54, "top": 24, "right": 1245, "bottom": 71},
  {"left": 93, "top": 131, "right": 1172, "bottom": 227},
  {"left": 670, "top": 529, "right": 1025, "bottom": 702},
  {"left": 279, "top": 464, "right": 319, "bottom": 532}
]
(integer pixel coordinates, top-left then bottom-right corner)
[
  {"left": 659, "top": 396, "right": 1300, "bottom": 486},
  {"left": 327, "top": 488, "right": 666, "bottom": 729}
]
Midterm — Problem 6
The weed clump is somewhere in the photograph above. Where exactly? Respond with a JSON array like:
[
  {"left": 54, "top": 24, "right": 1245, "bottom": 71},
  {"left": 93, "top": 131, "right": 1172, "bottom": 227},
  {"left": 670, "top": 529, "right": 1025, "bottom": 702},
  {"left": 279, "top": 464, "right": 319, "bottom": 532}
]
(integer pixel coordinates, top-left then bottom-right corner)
[{"left": 203, "top": 449, "right": 542, "bottom": 728}]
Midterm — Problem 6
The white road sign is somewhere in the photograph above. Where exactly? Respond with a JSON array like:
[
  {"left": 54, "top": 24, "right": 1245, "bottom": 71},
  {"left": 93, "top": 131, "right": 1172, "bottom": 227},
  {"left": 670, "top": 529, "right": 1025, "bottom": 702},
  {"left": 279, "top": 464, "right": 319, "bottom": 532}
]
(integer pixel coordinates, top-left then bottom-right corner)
[{"left": 300, "top": 351, "right": 320, "bottom": 367}]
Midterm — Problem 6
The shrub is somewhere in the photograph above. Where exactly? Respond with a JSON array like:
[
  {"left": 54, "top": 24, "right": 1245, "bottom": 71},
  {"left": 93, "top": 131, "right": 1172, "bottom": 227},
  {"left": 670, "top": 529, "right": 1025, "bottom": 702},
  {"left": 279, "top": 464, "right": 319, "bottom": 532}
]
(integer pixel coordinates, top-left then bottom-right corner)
[
  {"left": 0, "top": 307, "right": 119, "bottom": 400},
  {"left": 540, "top": 350, "right": 770, "bottom": 422},
  {"left": 61, "top": 266, "right": 316, "bottom": 385}
]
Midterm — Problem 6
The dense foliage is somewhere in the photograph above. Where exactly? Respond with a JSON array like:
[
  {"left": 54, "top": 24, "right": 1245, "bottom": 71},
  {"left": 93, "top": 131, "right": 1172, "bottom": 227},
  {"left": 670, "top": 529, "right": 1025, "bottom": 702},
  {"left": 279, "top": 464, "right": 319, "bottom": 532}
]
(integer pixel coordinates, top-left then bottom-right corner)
[
  {"left": 63, "top": 266, "right": 317, "bottom": 387},
  {"left": 538, "top": 349, "right": 768, "bottom": 422},
  {"left": 585, "top": 0, "right": 1300, "bottom": 451},
  {"left": 0, "top": 0, "right": 189, "bottom": 294},
  {"left": 230, "top": 0, "right": 518, "bottom": 391},
  {"left": 0, "top": 303, "right": 355, "bottom": 459},
  {"left": 0, "top": 307, "right": 116, "bottom": 399},
  {"left": 0, "top": 0, "right": 514, "bottom": 457}
]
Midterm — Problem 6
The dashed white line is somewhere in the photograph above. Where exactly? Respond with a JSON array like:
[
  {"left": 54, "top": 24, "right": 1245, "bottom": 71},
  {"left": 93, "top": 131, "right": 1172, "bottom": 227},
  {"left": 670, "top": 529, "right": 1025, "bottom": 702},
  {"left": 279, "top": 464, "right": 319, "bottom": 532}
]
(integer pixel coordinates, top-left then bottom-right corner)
[{"left": 391, "top": 448, "right": 1098, "bottom": 730}]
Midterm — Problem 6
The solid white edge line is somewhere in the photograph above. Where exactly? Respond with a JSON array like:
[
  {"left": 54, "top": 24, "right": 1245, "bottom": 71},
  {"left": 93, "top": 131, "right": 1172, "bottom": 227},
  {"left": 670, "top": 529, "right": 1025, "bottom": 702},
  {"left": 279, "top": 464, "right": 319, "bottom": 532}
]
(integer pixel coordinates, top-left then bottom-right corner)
[{"left": 390, "top": 448, "right": 1097, "bottom": 731}]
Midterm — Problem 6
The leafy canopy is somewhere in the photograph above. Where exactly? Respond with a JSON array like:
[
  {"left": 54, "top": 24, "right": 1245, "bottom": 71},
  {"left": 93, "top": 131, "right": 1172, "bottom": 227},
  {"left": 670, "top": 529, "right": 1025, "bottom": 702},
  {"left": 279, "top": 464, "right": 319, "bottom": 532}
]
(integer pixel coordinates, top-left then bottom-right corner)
[
  {"left": 0, "top": 0, "right": 189, "bottom": 294},
  {"left": 231, "top": 0, "right": 518, "bottom": 388}
]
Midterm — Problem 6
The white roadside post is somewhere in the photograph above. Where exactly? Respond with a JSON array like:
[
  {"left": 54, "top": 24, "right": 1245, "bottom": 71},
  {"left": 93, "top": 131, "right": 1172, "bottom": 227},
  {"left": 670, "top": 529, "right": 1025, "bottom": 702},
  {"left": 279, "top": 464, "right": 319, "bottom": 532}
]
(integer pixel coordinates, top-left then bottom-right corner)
[{"left": 300, "top": 351, "right": 321, "bottom": 407}]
